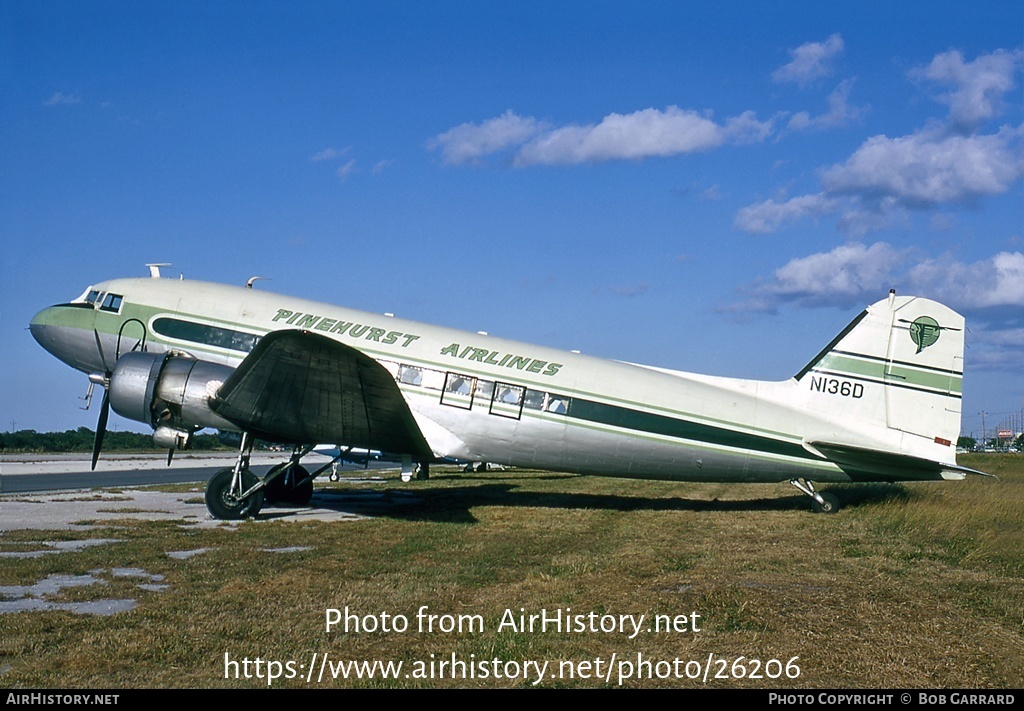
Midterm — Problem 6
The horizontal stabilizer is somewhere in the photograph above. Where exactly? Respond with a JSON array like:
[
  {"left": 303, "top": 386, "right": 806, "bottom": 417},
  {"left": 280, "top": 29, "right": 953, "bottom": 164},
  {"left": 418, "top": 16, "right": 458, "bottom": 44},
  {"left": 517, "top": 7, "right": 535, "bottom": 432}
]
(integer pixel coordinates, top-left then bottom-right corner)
[{"left": 807, "top": 441, "right": 992, "bottom": 482}]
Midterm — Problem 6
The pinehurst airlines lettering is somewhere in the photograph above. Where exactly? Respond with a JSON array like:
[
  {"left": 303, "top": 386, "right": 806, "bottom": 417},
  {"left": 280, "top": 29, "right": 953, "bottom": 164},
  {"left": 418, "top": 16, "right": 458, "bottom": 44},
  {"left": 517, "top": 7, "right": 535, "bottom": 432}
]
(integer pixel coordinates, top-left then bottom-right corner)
[
  {"left": 273, "top": 308, "right": 563, "bottom": 377},
  {"left": 439, "top": 342, "right": 562, "bottom": 377},
  {"left": 272, "top": 309, "right": 420, "bottom": 348}
]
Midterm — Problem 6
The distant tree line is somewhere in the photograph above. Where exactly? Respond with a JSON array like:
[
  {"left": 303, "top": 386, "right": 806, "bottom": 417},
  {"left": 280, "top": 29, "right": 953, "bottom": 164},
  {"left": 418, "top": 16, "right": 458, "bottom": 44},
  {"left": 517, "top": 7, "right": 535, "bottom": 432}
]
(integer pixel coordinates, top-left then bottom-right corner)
[
  {"left": 958, "top": 434, "right": 1023, "bottom": 452},
  {"left": 0, "top": 428, "right": 231, "bottom": 453}
]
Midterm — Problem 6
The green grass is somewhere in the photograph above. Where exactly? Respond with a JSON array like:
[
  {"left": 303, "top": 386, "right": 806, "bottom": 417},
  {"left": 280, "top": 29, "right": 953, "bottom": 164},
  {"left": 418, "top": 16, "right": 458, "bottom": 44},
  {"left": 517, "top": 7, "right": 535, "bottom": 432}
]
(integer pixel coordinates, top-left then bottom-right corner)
[{"left": 0, "top": 455, "right": 1021, "bottom": 688}]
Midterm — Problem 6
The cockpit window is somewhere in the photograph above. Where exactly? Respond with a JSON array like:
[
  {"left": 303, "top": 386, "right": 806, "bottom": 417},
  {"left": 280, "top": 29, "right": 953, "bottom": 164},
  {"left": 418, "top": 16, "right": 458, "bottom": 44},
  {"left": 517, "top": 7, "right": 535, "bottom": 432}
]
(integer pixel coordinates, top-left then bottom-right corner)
[
  {"left": 84, "top": 290, "right": 102, "bottom": 305},
  {"left": 99, "top": 293, "right": 123, "bottom": 313}
]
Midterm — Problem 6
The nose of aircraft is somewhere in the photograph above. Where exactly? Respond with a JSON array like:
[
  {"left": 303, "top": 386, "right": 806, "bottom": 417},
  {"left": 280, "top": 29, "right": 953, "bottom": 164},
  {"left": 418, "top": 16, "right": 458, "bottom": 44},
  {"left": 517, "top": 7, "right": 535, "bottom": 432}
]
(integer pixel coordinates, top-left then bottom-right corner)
[
  {"left": 29, "top": 305, "right": 61, "bottom": 354},
  {"left": 30, "top": 304, "right": 104, "bottom": 374}
]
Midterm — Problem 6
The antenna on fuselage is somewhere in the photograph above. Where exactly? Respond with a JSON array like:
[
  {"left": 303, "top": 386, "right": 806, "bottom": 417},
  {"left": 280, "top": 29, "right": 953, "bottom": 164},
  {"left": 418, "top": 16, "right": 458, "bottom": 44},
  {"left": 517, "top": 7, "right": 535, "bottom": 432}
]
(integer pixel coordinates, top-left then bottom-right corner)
[
  {"left": 146, "top": 263, "right": 172, "bottom": 278},
  {"left": 246, "top": 276, "right": 269, "bottom": 289}
]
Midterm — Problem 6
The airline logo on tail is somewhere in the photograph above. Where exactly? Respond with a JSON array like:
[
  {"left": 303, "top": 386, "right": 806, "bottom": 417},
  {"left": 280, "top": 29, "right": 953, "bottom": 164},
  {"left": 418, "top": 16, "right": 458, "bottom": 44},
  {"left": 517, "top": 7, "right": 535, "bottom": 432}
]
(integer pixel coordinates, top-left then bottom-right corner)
[{"left": 903, "top": 316, "right": 961, "bottom": 354}]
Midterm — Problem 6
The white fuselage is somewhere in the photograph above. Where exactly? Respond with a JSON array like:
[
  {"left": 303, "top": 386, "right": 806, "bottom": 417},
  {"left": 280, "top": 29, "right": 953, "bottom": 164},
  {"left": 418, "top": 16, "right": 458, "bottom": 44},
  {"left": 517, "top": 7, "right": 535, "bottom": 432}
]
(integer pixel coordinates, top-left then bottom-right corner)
[{"left": 30, "top": 277, "right": 952, "bottom": 484}]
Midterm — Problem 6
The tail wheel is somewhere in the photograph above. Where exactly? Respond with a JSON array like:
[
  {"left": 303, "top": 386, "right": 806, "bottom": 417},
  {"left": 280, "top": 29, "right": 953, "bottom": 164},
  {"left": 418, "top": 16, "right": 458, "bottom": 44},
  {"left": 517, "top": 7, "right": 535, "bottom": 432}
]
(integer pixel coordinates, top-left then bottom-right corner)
[
  {"left": 205, "top": 467, "right": 264, "bottom": 520},
  {"left": 811, "top": 492, "right": 841, "bottom": 514}
]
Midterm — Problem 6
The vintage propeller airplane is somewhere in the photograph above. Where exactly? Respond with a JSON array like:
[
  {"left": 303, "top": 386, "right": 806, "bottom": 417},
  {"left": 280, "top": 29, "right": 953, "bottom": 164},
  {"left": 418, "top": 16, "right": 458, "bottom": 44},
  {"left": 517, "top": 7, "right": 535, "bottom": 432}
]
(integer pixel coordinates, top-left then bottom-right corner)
[{"left": 30, "top": 265, "right": 984, "bottom": 519}]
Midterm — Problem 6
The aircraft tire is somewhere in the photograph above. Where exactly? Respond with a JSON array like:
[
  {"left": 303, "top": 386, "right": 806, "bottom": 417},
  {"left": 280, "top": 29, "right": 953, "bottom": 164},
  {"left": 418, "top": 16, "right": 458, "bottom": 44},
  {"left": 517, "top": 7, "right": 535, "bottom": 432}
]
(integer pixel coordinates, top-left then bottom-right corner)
[
  {"left": 811, "top": 492, "right": 840, "bottom": 514},
  {"left": 205, "top": 467, "right": 264, "bottom": 520},
  {"left": 263, "top": 464, "right": 313, "bottom": 505},
  {"left": 288, "top": 468, "right": 314, "bottom": 505},
  {"left": 262, "top": 464, "right": 287, "bottom": 504}
]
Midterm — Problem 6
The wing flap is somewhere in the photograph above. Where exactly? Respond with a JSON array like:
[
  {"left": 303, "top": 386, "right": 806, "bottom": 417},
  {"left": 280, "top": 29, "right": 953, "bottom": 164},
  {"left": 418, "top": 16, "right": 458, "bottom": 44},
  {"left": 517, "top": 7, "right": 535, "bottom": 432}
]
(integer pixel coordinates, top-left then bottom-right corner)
[{"left": 210, "top": 330, "right": 431, "bottom": 456}]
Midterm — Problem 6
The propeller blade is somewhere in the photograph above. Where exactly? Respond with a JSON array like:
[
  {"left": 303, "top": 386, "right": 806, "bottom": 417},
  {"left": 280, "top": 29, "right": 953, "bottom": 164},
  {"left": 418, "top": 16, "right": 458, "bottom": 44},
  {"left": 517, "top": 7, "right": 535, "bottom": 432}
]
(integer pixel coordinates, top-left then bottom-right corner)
[
  {"left": 91, "top": 389, "right": 110, "bottom": 471},
  {"left": 93, "top": 329, "right": 111, "bottom": 375},
  {"left": 166, "top": 449, "right": 174, "bottom": 466}
]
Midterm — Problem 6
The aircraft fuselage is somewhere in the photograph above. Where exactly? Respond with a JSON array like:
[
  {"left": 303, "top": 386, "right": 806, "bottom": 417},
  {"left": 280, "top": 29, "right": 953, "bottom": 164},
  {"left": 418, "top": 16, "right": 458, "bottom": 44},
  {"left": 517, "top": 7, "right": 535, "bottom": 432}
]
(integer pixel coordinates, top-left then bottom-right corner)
[{"left": 31, "top": 275, "right": 967, "bottom": 487}]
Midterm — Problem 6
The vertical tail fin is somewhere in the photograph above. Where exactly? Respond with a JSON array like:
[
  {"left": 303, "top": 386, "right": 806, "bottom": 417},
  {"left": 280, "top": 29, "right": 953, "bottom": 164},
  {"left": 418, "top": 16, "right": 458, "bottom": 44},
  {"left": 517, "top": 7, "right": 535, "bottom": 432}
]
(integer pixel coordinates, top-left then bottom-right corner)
[{"left": 795, "top": 293, "right": 965, "bottom": 460}]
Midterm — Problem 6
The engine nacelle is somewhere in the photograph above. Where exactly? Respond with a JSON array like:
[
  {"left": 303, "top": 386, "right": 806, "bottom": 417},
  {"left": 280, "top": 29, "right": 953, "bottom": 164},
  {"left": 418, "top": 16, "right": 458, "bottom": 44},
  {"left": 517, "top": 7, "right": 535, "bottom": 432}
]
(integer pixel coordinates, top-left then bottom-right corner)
[{"left": 108, "top": 351, "right": 239, "bottom": 446}]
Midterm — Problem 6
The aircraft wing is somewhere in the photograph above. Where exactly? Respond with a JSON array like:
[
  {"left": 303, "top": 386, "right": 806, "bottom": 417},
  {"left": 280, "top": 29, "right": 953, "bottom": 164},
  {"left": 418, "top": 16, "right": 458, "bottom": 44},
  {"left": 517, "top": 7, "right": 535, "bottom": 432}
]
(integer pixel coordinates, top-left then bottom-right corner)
[
  {"left": 807, "top": 441, "right": 992, "bottom": 482},
  {"left": 210, "top": 330, "right": 432, "bottom": 457}
]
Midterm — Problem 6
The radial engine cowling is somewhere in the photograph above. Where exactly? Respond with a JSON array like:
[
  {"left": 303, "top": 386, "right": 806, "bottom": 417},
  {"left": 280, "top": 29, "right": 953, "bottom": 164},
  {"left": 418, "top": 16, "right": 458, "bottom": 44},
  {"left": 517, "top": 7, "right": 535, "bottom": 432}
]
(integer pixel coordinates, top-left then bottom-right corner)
[{"left": 108, "top": 351, "right": 239, "bottom": 443}]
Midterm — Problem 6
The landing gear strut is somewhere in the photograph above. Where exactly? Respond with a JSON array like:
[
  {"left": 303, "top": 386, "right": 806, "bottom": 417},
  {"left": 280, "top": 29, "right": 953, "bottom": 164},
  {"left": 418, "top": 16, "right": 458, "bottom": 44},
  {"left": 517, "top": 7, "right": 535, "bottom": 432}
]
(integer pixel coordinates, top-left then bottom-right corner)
[
  {"left": 205, "top": 432, "right": 265, "bottom": 520},
  {"left": 790, "top": 478, "right": 841, "bottom": 514},
  {"left": 263, "top": 445, "right": 315, "bottom": 505}
]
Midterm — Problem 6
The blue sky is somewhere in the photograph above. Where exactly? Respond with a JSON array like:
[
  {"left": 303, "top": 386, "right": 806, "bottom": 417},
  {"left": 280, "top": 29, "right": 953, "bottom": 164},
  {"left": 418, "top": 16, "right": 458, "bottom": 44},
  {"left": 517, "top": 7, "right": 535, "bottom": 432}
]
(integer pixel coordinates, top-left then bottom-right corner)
[{"left": 2, "top": 1, "right": 1021, "bottom": 440}]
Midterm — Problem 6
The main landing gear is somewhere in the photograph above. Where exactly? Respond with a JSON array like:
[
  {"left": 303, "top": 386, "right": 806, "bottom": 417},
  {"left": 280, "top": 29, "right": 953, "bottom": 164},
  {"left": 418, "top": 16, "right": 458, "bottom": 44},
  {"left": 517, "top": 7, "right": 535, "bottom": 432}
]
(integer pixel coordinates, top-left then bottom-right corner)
[
  {"left": 203, "top": 436, "right": 435, "bottom": 520},
  {"left": 203, "top": 436, "right": 321, "bottom": 520},
  {"left": 790, "top": 478, "right": 841, "bottom": 514}
]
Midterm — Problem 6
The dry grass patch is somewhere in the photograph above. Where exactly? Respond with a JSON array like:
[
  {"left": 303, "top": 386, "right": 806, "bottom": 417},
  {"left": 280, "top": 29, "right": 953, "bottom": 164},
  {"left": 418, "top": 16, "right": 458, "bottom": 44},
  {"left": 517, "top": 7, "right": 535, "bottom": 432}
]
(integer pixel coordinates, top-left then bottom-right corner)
[{"left": 1, "top": 459, "right": 1021, "bottom": 688}]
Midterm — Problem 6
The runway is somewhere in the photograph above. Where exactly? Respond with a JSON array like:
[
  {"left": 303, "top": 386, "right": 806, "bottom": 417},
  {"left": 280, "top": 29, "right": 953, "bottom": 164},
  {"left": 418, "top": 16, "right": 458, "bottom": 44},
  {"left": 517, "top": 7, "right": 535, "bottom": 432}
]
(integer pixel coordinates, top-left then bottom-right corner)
[
  {"left": 0, "top": 451, "right": 294, "bottom": 493},
  {"left": 0, "top": 451, "right": 403, "bottom": 531}
]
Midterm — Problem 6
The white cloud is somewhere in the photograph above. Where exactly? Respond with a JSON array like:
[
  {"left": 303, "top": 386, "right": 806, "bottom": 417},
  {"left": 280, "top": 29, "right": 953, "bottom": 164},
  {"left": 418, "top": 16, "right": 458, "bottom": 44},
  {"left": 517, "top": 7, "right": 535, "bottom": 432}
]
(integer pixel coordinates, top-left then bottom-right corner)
[
  {"left": 772, "top": 34, "right": 844, "bottom": 87},
  {"left": 906, "top": 251, "right": 1024, "bottom": 309},
  {"left": 44, "top": 92, "right": 81, "bottom": 106},
  {"left": 762, "top": 242, "right": 903, "bottom": 306},
  {"left": 336, "top": 159, "right": 357, "bottom": 180},
  {"left": 514, "top": 107, "right": 727, "bottom": 166},
  {"left": 913, "top": 48, "right": 1021, "bottom": 131},
  {"left": 731, "top": 244, "right": 1024, "bottom": 315},
  {"left": 787, "top": 79, "right": 868, "bottom": 131},
  {"left": 310, "top": 147, "right": 350, "bottom": 162},
  {"left": 430, "top": 107, "right": 775, "bottom": 167},
  {"left": 699, "top": 185, "right": 722, "bottom": 201},
  {"left": 821, "top": 125, "right": 1022, "bottom": 207},
  {"left": 427, "top": 110, "right": 545, "bottom": 165},
  {"left": 741, "top": 48, "right": 1019, "bottom": 236},
  {"left": 741, "top": 48, "right": 1024, "bottom": 235},
  {"left": 733, "top": 193, "right": 840, "bottom": 233},
  {"left": 722, "top": 110, "right": 778, "bottom": 144}
]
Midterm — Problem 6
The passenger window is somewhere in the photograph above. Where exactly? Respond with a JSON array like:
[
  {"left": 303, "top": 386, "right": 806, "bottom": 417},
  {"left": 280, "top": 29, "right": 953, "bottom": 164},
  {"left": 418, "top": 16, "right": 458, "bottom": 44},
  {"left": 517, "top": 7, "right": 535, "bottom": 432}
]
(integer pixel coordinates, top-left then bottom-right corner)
[
  {"left": 420, "top": 368, "right": 445, "bottom": 391},
  {"left": 490, "top": 382, "right": 525, "bottom": 419},
  {"left": 475, "top": 379, "right": 494, "bottom": 400},
  {"left": 441, "top": 372, "right": 476, "bottom": 409},
  {"left": 398, "top": 365, "right": 422, "bottom": 386},
  {"left": 524, "top": 389, "right": 545, "bottom": 410},
  {"left": 544, "top": 394, "right": 569, "bottom": 414}
]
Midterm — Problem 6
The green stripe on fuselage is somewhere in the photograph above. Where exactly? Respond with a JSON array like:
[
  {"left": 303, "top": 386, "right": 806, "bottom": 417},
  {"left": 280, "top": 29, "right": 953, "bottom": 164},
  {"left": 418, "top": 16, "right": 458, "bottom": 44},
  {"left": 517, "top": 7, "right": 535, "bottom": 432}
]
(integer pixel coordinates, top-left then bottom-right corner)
[
  {"left": 817, "top": 353, "right": 961, "bottom": 394},
  {"left": 566, "top": 398, "right": 815, "bottom": 461}
]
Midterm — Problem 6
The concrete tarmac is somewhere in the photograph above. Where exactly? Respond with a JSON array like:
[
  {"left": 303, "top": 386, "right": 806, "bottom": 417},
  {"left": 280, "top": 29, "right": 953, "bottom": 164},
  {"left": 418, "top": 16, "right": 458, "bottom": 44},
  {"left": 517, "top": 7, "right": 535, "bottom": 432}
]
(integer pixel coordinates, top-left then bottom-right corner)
[
  {"left": 1, "top": 451, "right": 289, "bottom": 493},
  {"left": 0, "top": 452, "right": 400, "bottom": 531}
]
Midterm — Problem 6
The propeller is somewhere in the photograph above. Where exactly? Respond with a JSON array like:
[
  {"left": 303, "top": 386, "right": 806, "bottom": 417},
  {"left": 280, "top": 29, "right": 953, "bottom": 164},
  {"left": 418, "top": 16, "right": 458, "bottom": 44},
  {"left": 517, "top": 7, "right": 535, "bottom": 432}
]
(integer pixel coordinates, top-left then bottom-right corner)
[
  {"left": 91, "top": 388, "right": 110, "bottom": 471},
  {"left": 90, "top": 329, "right": 113, "bottom": 471}
]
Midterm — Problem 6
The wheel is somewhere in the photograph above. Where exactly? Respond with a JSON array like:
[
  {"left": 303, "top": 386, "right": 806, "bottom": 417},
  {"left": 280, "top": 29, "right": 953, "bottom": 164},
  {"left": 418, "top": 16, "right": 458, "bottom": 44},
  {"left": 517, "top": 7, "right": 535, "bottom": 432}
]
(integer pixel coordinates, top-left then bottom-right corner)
[
  {"left": 262, "top": 463, "right": 287, "bottom": 504},
  {"left": 205, "top": 467, "right": 264, "bottom": 520},
  {"left": 264, "top": 464, "right": 313, "bottom": 505},
  {"left": 415, "top": 462, "right": 430, "bottom": 480},
  {"left": 288, "top": 466, "right": 314, "bottom": 505},
  {"left": 811, "top": 492, "right": 840, "bottom": 514}
]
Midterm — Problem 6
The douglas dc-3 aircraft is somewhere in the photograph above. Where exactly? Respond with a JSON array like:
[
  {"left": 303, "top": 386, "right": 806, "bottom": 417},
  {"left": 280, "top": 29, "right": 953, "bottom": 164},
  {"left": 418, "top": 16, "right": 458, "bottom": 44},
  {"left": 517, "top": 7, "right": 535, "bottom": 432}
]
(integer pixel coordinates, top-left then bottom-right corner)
[{"left": 30, "top": 265, "right": 985, "bottom": 519}]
